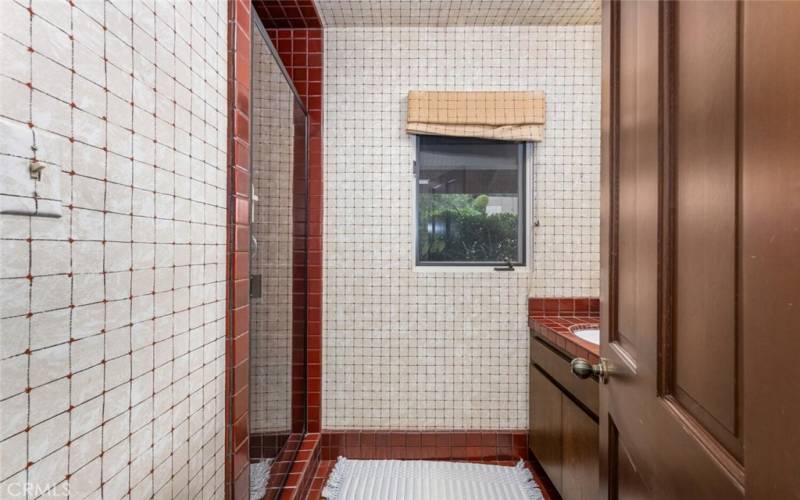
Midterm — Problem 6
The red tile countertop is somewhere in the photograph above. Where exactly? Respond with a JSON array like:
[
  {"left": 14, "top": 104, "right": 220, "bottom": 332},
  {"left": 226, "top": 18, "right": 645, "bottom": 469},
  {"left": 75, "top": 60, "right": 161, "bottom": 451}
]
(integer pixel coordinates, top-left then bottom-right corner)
[{"left": 528, "top": 298, "right": 600, "bottom": 364}]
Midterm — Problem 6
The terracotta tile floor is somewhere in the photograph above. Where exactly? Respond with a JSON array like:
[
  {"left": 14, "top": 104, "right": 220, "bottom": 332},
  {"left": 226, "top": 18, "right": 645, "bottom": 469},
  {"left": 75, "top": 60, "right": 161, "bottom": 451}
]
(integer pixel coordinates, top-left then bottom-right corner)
[{"left": 305, "top": 459, "right": 555, "bottom": 500}]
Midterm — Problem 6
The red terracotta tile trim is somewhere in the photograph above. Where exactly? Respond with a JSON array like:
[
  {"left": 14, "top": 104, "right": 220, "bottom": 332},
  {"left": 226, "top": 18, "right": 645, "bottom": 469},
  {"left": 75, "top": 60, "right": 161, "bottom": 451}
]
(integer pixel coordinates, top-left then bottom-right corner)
[
  {"left": 320, "top": 431, "right": 529, "bottom": 462},
  {"left": 251, "top": 433, "right": 304, "bottom": 499},
  {"left": 266, "top": 26, "right": 324, "bottom": 434},
  {"left": 251, "top": 431, "right": 294, "bottom": 460},
  {"left": 227, "top": 3, "right": 323, "bottom": 499},
  {"left": 267, "top": 433, "right": 321, "bottom": 500},
  {"left": 528, "top": 297, "right": 600, "bottom": 317},
  {"left": 291, "top": 95, "right": 309, "bottom": 433},
  {"left": 226, "top": 1, "right": 253, "bottom": 499},
  {"left": 528, "top": 297, "right": 600, "bottom": 363},
  {"left": 227, "top": 2, "right": 322, "bottom": 497},
  {"left": 257, "top": 434, "right": 303, "bottom": 499}
]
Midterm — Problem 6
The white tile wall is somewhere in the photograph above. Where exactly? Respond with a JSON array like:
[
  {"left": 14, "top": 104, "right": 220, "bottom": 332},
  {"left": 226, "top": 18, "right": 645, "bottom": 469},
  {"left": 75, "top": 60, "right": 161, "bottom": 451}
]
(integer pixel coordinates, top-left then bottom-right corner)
[
  {"left": 0, "top": 0, "right": 228, "bottom": 498},
  {"left": 323, "top": 26, "right": 600, "bottom": 430}
]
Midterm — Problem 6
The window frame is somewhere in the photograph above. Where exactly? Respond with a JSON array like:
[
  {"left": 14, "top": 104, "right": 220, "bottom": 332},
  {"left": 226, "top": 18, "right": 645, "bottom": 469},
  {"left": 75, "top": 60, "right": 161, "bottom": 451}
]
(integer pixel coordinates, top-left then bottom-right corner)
[{"left": 412, "top": 135, "right": 530, "bottom": 268}]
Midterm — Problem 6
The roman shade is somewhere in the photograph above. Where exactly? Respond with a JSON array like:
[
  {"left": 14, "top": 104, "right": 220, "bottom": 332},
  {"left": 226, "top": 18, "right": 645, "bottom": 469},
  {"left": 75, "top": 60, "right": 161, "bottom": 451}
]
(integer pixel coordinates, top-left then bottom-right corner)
[{"left": 406, "top": 91, "right": 545, "bottom": 142}]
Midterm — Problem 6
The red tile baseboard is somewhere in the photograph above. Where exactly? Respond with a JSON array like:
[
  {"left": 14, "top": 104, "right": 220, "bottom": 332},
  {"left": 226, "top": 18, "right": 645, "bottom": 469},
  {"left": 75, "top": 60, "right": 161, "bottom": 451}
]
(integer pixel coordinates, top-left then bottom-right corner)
[
  {"left": 276, "top": 433, "right": 321, "bottom": 500},
  {"left": 321, "top": 430, "right": 528, "bottom": 462},
  {"left": 258, "top": 433, "right": 304, "bottom": 500}
]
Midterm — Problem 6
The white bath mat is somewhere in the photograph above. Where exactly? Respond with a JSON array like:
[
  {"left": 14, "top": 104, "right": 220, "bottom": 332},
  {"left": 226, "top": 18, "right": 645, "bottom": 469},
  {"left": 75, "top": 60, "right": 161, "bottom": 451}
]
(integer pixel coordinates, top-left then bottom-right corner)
[
  {"left": 322, "top": 458, "right": 543, "bottom": 500},
  {"left": 250, "top": 458, "right": 273, "bottom": 500}
]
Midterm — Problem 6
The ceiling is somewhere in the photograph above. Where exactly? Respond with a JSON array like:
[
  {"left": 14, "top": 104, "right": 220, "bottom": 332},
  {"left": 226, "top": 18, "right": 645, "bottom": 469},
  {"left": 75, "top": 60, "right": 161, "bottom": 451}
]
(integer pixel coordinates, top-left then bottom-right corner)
[
  {"left": 253, "top": 0, "right": 323, "bottom": 29},
  {"left": 315, "top": 0, "right": 601, "bottom": 27}
]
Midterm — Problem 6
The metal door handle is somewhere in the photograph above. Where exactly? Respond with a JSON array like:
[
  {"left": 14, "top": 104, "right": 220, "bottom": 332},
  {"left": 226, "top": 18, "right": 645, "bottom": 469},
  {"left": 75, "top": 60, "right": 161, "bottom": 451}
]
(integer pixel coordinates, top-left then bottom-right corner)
[{"left": 570, "top": 357, "right": 610, "bottom": 383}]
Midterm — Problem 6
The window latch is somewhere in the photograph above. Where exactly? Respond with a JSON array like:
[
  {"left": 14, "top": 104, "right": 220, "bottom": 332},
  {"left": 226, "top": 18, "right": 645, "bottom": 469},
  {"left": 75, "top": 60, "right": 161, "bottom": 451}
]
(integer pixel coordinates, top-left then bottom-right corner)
[
  {"left": 494, "top": 258, "right": 515, "bottom": 272},
  {"left": 30, "top": 160, "right": 46, "bottom": 180}
]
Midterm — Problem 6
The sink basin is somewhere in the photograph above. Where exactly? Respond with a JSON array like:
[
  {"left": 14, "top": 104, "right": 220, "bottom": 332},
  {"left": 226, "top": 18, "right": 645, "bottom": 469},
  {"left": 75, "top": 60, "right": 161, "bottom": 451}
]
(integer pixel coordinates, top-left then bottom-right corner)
[{"left": 572, "top": 328, "right": 599, "bottom": 345}]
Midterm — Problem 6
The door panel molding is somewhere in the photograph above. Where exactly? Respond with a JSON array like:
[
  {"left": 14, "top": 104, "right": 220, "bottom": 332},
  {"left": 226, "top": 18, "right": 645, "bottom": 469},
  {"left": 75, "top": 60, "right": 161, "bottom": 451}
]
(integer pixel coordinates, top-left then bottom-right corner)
[
  {"left": 661, "top": 396, "right": 745, "bottom": 486},
  {"left": 657, "top": 0, "right": 745, "bottom": 467}
]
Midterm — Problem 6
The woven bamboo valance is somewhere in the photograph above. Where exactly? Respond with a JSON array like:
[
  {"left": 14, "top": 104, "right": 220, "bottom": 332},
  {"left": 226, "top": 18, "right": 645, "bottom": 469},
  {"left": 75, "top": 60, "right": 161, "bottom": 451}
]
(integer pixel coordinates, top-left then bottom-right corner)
[{"left": 406, "top": 91, "right": 545, "bottom": 142}]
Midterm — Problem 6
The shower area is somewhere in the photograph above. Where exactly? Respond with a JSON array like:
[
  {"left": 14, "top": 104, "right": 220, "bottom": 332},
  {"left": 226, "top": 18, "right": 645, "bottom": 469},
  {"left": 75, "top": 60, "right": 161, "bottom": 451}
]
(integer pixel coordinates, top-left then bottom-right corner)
[{"left": 248, "top": 16, "right": 309, "bottom": 499}]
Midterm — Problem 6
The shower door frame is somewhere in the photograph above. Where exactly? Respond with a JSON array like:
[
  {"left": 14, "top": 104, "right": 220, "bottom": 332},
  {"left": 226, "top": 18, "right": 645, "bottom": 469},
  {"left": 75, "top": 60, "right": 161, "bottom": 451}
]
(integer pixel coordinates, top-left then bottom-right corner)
[
  {"left": 247, "top": 12, "right": 310, "bottom": 494},
  {"left": 227, "top": 1, "right": 323, "bottom": 497}
]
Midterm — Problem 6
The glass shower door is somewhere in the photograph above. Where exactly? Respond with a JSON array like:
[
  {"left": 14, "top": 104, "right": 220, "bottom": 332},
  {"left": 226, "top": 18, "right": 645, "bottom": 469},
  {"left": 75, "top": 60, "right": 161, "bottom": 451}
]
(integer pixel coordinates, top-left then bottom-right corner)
[{"left": 249, "top": 15, "right": 308, "bottom": 499}]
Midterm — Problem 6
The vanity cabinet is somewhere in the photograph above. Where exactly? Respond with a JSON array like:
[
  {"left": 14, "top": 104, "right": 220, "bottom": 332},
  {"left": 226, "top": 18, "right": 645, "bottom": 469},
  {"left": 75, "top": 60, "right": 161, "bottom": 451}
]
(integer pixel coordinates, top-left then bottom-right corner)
[
  {"left": 530, "top": 337, "right": 599, "bottom": 500},
  {"left": 530, "top": 366, "right": 564, "bottom": 492}
]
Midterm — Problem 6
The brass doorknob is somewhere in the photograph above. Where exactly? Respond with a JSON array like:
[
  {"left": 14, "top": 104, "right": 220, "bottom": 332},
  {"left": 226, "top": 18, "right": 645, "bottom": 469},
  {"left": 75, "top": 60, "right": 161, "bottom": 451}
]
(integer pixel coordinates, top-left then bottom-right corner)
[{"left": 570, "top": 357, "right": 609, "bottom": 383}]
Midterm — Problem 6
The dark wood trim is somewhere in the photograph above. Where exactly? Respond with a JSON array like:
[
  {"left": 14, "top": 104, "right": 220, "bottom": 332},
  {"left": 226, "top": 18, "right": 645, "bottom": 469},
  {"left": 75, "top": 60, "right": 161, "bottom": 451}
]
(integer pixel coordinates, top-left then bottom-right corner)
[
  {"left": 598, "top": 1, "right": 617, "bottom": 499},
  {"left": 606, "top": 0, "right": 621, "bottom": 348},
  {"left": 656, "top": 0, "right": 676, "bottom": 400},
  {"left": 733, "top": 0, "right": 744, "bottom": 456}
]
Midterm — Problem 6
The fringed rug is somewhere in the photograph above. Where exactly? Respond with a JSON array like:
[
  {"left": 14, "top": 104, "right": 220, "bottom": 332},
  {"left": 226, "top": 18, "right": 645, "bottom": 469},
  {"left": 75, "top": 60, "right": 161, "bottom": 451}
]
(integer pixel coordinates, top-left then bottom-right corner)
[
  {"left": 250, "top": 458, "right": 273, "bottom": 500},
  {"left": 322, "top": 458, "right": 543, "bottom": 500}
]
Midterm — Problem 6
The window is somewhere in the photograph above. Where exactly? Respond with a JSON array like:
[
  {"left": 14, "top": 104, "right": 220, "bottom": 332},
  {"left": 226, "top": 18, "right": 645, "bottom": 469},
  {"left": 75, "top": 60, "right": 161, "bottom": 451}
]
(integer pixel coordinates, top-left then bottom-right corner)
[{"left": 415, "top": 135, "right": 526, "bottom": 266}]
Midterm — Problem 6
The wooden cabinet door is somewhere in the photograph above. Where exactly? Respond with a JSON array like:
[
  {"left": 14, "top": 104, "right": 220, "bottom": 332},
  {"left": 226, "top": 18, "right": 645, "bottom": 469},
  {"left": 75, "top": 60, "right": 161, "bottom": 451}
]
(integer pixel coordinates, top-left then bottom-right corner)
[
  {"left": 530, "top": 366, "right": 563, "bottom": 492},
  {"left": 562, "top": 397, "right": 599, "bottom": 500},
  {"left": 600, "top": 1, "right": 800, "bottom": 498}
]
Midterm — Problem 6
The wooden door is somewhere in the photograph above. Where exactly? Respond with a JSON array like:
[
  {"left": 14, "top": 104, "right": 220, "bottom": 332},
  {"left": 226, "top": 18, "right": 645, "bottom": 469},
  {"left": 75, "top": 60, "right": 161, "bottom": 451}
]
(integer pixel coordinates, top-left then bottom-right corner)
[{"left": 600, "top": 1, "right": 800, "bottom": 498}]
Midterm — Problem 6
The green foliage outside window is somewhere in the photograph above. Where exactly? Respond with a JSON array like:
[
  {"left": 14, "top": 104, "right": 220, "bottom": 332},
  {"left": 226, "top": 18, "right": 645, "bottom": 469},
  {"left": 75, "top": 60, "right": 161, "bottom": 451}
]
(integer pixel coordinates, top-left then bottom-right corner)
[{"left": 417, "top": 193, "right": 519, "bottom": 262}]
